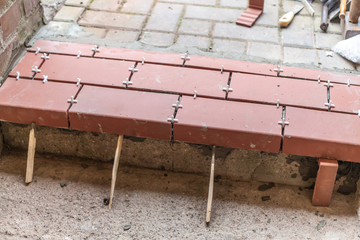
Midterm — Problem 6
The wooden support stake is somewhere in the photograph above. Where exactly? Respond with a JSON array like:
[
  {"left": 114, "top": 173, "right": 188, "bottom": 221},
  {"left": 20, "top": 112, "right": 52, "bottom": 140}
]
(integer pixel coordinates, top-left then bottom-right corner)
[
  {"left": 25, "top": 123, "right": 36, "bottom": 184},
  {"left": 206, "top": 145, "right": 216, "bottom": 225},
  {"left": 109, "top": 135, "right": 124, "bottom": 209}
]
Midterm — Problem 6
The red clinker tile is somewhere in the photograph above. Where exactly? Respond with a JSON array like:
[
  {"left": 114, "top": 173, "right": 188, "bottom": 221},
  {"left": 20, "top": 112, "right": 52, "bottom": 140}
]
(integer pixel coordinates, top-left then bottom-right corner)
[
  {"left": 28, "top": 40, "right": 95, "bottom": 57},
  {"left": 130, "top": 64, "right": 228, "bottom": 99},
  {"left": 37, "top": 54, "right": 134, "bottom": 87},
  {"left": 0, "top": 78, "right": 79, "bottom": 128},
  {"left": 9, "top": 52, "right": 44, "bottom": 78},
  {"left": 281, "top": 65, "right": 360, "bottom": 86},
  {"left": 229, "top": 73, "right": 328, "bottom": 111},
  {"left": 236, "top": 8, "right": 262, "bottom": 27},
  {"left": 283, "top": 107, "right": 360, "bottom": 163},
  {"left": 184, "top": 55, "right": 277, "bottom": 77},
  {"left": 173, "top": 96, "right": 282, "bottom": 152},
  {"left": 330, "top": 84, "right": 360, "bottom": 114},
  {"left": 68, "top": 86, "right": 178, "bottom": 140},
  {"left": 94, "top": 46, "right": 183, "bottom": 66}
]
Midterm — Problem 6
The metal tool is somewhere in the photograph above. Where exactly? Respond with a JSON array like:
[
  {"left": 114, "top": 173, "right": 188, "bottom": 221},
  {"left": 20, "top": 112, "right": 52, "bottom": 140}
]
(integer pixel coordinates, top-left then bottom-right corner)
[
  {"left": 302, "top": 0, "right": 315, "bottom": 16},
  {"left": 279, "top": 5, "right": 304, "bottom": 27},
  {"left": 321, "top": 0, "right": 340, "bottom": 32}
]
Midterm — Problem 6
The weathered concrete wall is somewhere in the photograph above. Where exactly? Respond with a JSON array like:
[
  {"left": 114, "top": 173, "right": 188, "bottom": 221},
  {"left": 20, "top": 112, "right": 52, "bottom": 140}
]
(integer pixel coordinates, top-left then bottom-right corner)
[
  {"left": 0, "top": 0, "right": 43, "bottom": 79},
  {"left": 2, "top": 122, "right": 359, "bottom": 193}
]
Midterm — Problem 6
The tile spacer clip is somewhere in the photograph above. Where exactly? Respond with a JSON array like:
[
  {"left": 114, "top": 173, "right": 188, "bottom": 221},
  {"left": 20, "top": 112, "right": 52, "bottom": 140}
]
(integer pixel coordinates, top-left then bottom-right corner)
[
  {"left": 317, "top": 75, "right": 321, "bottom": 84},
  {"left": 278, "top": 118, "right": 289, "bottom": 128},
  {"left": 347, "top": 78, "right": 351, "bottom": 87},
  {"left": 358, "top": 110, "right": 360, "bottom": 117},
  {"left": 41, "top": 53, "right": 50, "bottom": 60},
  {"left": 221, "top": 65, "right": 224, "bottom": 74},
  {"left": 172, "top": 100, "right": 183, "bottom": 110},
  {"left": 167, "top": 115, "right": 178, "bottom": 123},
  {"left": 142, "top": 57, "right": 145, "bottom": 65},
  {"left": 222, "top": 85, "right": 233, "bottom": 94},
  {"left": 194, "top": 90, "right": 197, "bottom": 99},
  {"left": 276, "top": 99, "right": 280, "bottom": 108},
  {"left": 35, "top": 47, "right": 41, "bottom": 55},
  {"left": 323, "top": 80, "right": 333, "bottom": 88},
  {"left": 324, "top": 100, "right": 335, "bottom": 111},
  {"left": 92, "top": 45, "right": 100, "bottom": 54},
  {"left": 77, "top": 51, "right": 81, "bottom": 58},
  {"left": 16, "top": 72, "right": 20, "bottom": 80},
  {"left": 76, "top": 78, "right": 81, "bottom": 86},
  {"left": 32, "top": 66, "right": 41, "bottom": 73},
  {"left": 42, "top": 75, "right": 48, "bottom": 83},
  {"left": 274, "top": 65, "right": 283, "bottom": 76},
  {"left": 67, "top": 96, "right": 78, "bottom": 104},
  {"left": 181, "top": 51, "right": 190, "bottom": 61},
  {"left": 128, "top": 65, "right": 138, "bottom": 74},
  {"left": 122, "top": 78, "right": 133, "bottom": 88}
]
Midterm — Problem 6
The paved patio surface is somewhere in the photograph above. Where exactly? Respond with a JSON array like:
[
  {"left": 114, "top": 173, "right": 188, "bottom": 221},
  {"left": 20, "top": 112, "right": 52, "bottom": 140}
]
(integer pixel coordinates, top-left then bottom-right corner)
[{"left": 35, "top": 0, "right": 360, "bottom": 74}]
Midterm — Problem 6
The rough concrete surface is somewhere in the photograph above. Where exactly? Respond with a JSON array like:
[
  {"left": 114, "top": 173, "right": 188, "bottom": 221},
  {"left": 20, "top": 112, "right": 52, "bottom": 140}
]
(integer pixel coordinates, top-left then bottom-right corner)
[{"left": 0, "top": 151, "right": 359, "bottom": 240}]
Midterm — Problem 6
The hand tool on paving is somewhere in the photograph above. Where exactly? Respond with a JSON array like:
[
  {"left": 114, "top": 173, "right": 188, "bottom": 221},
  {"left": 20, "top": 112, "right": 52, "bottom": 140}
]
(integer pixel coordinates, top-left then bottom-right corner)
[
  {"left": 302, "top": 0, "right": 315, "bottom": 16},
  {"left": 279, "top": 5, "right": 304, "bottom": 27},
  {"left": 341, "top": 0, "right": 360, "bottom": 38},
  {"left": 321, "top": 0, "right": 340, "bottom": 31}
]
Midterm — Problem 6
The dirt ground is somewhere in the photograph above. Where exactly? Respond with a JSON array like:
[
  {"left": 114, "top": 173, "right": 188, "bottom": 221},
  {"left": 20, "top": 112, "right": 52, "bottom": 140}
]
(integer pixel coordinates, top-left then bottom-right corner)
[{"left": 0, "top": 150, "right": 359, "bottom": 240}]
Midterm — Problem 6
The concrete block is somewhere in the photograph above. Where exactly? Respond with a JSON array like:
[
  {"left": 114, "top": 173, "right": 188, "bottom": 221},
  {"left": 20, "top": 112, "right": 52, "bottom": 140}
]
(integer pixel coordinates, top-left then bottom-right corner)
[
  {"left": 65, "top": 0, "right": 91, "bottom": 7},
  {"left": 213, "top": 39, "right": 246, "bottom": 55},
  {"left": 159, "top": 0, "right": 216, "bottom": 5},
  {"left": 79, "top": 11, "right": 146, "bottom": 30},
  {"left": 176, "top": 35, "right": 210, "bottom": 49},
  {"left": 121, "top": 0, "right": 154, "bottom": 14},
  {"left": 282, "top": 27, "right": 314, "bottom": 48},
  {"left": 53, "top": 6, "right": 84, "bottom": 22},
  {"left": 315, "top": 32, "right": 342, "bottom": 50},
  {"left": 106, "top": 30, "right": 139, "bottom": 42},
  {"left": 178, "top": 19, "right": 212, "bottom": 36},
  {"left": 89, "top": 0, "right": 122, "bottom": 11},
  {"left": 214, "top": 23, "right": 279, "bottom": 44},
  {"left": 284, "top": 46, "right": 318, "bottom": 67},
  {"left": 140, "top": 32, "right": 174, "bottom": 47},
  {"left": 247, "top": 42, "right": 282, "bottom": 62},
  {"left": 184, "top": 5, "right": 242, "bottom": 22},
  {"left": 144, "top": 3, "right": 183, "bottom": 32},
  {"left": 318, "top": 50, "right": 355, "bottom": 71}
]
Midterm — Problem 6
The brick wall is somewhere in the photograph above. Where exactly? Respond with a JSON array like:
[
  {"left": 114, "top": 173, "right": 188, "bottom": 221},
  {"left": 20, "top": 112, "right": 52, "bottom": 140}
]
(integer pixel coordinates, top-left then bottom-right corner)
[{"left": 0, "top": 0, "right": 43, "bottom": 79}]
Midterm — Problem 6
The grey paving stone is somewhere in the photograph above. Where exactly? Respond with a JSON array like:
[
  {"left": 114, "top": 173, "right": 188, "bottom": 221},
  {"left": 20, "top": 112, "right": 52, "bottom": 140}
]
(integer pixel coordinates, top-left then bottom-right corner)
[
  {"left": 106, "top": 30, "right": 140, "bottom": 42},
  {"left": 213, "top": 39, "right": 246, "bottom": 55},
  {"left": 318, "top": 50, "right": 355, "bottom": 71},
  {"left": 140, "top": 32, "right": 175, "bottom": 47},
  {"left": 78, "top": 11, "right": 146, "bottom": 30},
  {"left": 282, "top": 27, "right": 314, "bottom": 48},
  {"left": 159, "top": 0, "right": 216, "bottom": 5},
  {"left": 89, "top": 0, "right": 122, "bottom": 11},
  {"left": 44, "top": 21, "right": 106, "bottom": 38},
  {"left": 247, "top": 42, "right": 282, "bottom": 62},
  {"left": 256, "top": 5, "right": 278, "bottom": 27},
  {"left": 65, "top": 0, "right": 91, "bottom": 7},
  {"left": 281, "top": 15, "right": 313, "bottom": 30},
  {"left": 214, "top": 23, "right": 279, "bottom": 44},
  {"left": 176, "top": 35, "right": 210, "bottom": 49},
  {"left": 220, "top": 0, "right": 247, "bottom": 8},
  {"left": 121, "top": 0, "right": 154, "bottom": 14},
  {"left": 184, "top": 5, "right": 243, "bottom": 22},
  {"left": 145, "top": 3, "right": 183, "bottom": 32},
  {"left": 284, "top": 46, "right": 318, "bottom": 66},
  {"left": 53, "top": 6, "right": 84, "bottom": 22},
  {"left": 315, "top": 32, "right": 342, "bottom": 50},
  {"left": 178, "top": 19, "right": 212, "bottom": 36}
]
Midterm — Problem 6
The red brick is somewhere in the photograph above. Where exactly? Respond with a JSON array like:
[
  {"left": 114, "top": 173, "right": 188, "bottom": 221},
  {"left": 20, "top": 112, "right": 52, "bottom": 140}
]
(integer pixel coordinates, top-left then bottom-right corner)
[
  {"left": 23, "top": 0, "right": 40, "bottom": 17},
  {"left": 0, "top": 1, "right": 22, "bottom": 40}
]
